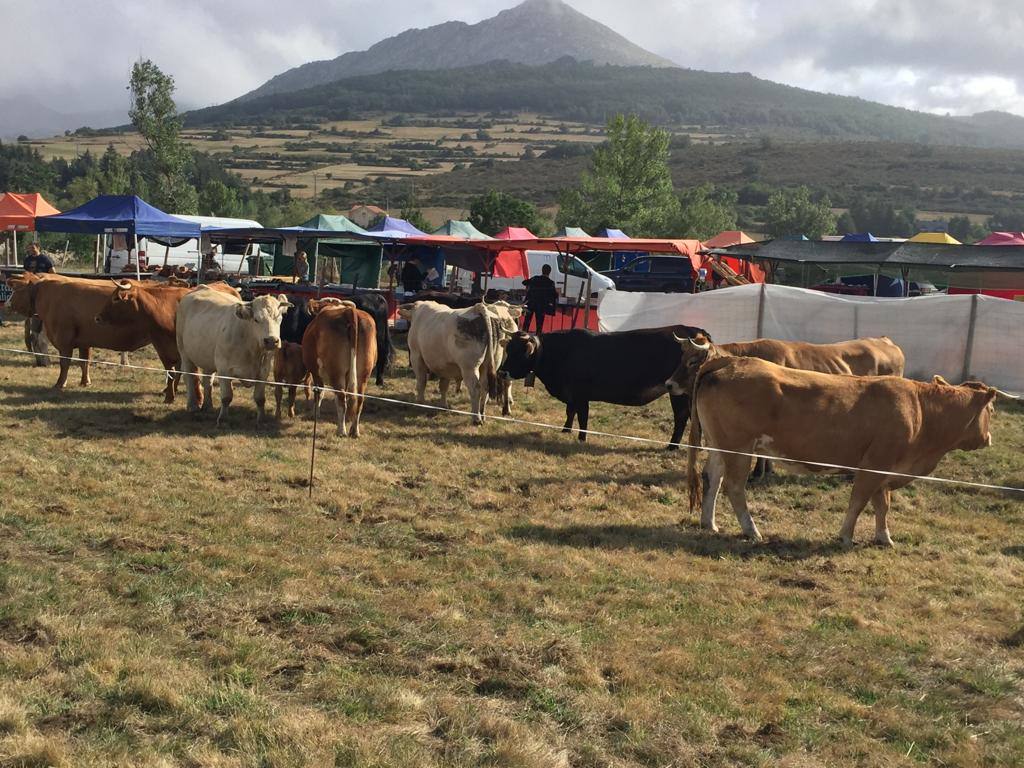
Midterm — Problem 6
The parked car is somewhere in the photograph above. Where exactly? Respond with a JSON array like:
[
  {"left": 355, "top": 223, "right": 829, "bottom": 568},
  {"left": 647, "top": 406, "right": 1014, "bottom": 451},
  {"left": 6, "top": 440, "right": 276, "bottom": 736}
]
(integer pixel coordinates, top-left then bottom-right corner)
[
  {"left": 602, "top": 255, "right": 694, "bottom": 293},
  {"left": 456, "top": 250, "right": 616, "bottom": 301}
]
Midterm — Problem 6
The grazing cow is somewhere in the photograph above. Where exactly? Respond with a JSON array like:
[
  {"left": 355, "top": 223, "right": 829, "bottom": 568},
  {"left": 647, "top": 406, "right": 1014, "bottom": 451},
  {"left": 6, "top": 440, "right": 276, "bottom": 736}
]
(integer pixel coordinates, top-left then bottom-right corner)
[
  {"left": 301, "top": 299, "right": 377, "bottom": 437},
  {"left": 398, "top": 300, "right": 523, "bottom": 425},
  {"left": 274, "top": 341, "right": 312, "bottom": 418},
  {"left": 499, "top": 325, "right": 709, "bottom": 445},
  {"left": 666, "top": 334, "right": 907, "bottom": 477},
  {"left": 677, "top": 354, "right": 996, "bottom": 545},
  {"left": 7, "top": 273, "right": 151, "bottom": 389},
  {"left": 95, "top": 279, "right": 240, "bottom": 403},
  {"left": 175, "top": 287, "right": 293, "bottom": 426},
  {"left": 280, "top": 293, "right": 392, "bottom": 386}
]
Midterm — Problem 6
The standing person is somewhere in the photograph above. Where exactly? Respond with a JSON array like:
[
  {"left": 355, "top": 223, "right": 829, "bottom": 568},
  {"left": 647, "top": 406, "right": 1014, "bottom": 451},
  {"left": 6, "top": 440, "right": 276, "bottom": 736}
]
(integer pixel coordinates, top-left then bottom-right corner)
[
  {"left": 522, "top": 264, "right": 558, "bottom": 334},
  {"left": 23, "top": 242, "right": 54, "bottom": 274},
  {"left": 401, "top": 256, "right": 424, "bottom": 294},
  {"left": 293, "top": 250, "right": 310, "bottom": 283}
]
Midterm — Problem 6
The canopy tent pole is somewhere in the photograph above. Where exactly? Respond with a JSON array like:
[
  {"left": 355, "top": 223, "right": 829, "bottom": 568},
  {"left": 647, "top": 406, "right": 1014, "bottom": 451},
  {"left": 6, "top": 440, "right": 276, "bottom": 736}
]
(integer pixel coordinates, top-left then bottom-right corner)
[
  {"left": 133, "top": 233, "right": 141, "bottom": 281},
  {"left": 162, "top": 243, "right": 171, "bottom": 269},
  {"left": 62, "top": 240, "right": 69, "bottom": 266},
  {"left": 12, "top": 231, "right": 17, "bottom": 267}
]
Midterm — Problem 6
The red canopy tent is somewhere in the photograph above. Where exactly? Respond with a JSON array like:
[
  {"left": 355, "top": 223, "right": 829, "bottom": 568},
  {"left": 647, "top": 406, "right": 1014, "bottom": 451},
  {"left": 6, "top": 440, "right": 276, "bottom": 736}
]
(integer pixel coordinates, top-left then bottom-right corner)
[
  {"left": 977, "top": 231, "right": 1024, "bottom": 246},
  {"left": 0, "top": 192, "right": 61, "bottom": 265},
  {"left": 701, "top": 230, "right": 765, "bottom": 282},
  {"left": 493, "top": 226, "right": 534, "bottom": 278}
]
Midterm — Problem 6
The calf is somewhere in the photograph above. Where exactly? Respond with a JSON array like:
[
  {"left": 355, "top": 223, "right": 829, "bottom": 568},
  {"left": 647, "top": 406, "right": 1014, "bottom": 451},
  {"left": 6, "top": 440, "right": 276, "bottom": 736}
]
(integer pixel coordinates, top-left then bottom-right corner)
[
  {"left": 273, "top": 341, "right": 312, "bottom": 418},
  {"left": 398, "top": 300, "right": 522, "bottom": 425},
  {"left": 499, "top": 325, "right": 709, "bottom": 446},
  {"left": 301, "top": 299, "right": 377, "bottom": 437},
  {"left": 682, "top": 354, "right": 996, "bottom": 545},
  {"left": 175, "top": 287, "right": 292, "bottom": 426},
  {"left": 280, "top": 293, "right": 392, "bottom": 386}
]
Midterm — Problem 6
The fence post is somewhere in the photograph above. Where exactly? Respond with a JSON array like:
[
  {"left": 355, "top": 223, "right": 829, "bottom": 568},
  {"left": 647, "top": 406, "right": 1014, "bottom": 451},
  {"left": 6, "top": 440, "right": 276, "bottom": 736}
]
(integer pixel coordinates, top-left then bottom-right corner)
[
  {"left": 853, "top": 303, "right": 860, "bottom": 339},
  {"left": 960, "top": 292, "right": 980, "bottom": 383},
  {"left": 755, "top": 282, "right": 767, "bottom": 338}
]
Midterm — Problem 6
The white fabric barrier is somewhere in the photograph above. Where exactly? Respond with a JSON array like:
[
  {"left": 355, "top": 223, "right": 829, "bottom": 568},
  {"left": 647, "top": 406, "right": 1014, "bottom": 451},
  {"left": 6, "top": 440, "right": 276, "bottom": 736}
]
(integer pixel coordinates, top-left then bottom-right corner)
[{"left": 598, "top": 284, "right": 1024, "bottom": 394}]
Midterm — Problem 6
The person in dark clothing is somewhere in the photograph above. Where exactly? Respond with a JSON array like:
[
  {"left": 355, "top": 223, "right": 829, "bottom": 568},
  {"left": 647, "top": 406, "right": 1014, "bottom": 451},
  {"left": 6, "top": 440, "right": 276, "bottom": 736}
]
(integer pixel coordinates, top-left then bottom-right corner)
[
  {"left": 401, "top": 257, "right": 424, "bottom": 294},
  {"left": 23, "top": 243, "right": 54, "bottom": 274},
  {"left": 522, "top": 264, "right": 558, "bottom": 334}
]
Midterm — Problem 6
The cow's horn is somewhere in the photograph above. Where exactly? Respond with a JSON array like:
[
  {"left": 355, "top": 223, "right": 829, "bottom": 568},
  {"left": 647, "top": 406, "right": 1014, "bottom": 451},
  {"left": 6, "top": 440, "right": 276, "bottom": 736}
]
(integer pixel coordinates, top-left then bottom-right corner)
[
  {"left": 115, "top": 279, "right": 132, "bottom": 290},
  {"left": 993, "top": 388, "right": 1020, "bottom": 400},
  {"left": 687, "top": 337, "right": 710, "bottom": 350}
]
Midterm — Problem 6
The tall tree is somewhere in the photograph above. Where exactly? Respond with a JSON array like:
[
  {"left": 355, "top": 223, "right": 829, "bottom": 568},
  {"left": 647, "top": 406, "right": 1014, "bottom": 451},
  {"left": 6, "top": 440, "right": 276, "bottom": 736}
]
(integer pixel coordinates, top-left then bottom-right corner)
[
  {"left": 198, "top": 180, "right": 240, "bottom": 218},
  {"left": 673, "top": 184, "right": 737, "bottom": 240},
  {"left": 97, "top": 144, "right": 130, "bottom": 195},
  {"left": 842, "top": 195, "right": 916, "bottom": 237},
  {"left": 469, "top": 189, "right": 545, "bottom": 235},
  {"left": 764, "top": 186, "right": 835, "bottom": 239},
  {"left": 129, "top": 59, "right": 197, "bottom": 213},
  {"left": 556, "top": 114, "right": 679, "bottom": 236}
]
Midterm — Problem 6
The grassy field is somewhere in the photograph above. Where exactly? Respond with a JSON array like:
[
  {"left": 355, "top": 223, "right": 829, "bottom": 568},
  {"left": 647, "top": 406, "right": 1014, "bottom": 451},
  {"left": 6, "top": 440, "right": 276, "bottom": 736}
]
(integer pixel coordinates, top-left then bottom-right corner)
[{"left": 1, "top": 322, "right": 1023, "bottom": 767}]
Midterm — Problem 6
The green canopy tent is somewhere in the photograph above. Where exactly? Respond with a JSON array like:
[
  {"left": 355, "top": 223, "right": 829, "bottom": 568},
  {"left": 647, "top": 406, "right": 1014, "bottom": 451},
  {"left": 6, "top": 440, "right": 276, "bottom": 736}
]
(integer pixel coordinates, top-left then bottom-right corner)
[
  {"left": 432, "top": 220, "right": 492, "bottom": 240},
  {"left": 289, "top": 214, "right": 383, "bottom": 287}
]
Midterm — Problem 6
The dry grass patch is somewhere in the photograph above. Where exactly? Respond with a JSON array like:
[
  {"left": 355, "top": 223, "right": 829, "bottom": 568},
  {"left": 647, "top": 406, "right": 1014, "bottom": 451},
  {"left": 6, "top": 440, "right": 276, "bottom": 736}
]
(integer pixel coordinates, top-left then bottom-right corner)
[{"left": 0, "top": 324, "right": 1023, "bottom": 766}]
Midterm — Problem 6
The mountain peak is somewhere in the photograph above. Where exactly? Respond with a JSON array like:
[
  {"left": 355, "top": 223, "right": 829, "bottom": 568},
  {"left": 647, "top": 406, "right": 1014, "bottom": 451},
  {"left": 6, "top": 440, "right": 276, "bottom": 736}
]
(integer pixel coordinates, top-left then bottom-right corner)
[{"left": 240, "top": 0, "right": 674, "bottom": 102}]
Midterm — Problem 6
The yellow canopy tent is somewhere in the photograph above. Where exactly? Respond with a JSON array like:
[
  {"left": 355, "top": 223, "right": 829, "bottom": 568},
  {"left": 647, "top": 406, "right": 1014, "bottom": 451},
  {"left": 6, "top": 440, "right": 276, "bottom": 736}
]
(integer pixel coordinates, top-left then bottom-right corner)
[{"left": 909, "top": 232, "right": 961, "bottom": 245}]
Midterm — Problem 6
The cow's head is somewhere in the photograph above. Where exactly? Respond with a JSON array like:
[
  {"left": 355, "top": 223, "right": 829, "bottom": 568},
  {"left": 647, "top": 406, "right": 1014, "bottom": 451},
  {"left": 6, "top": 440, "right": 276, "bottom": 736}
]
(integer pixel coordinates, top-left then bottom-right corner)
[
  {"left": 6, "top": 275, "right": 41, "bottom": 318},
  {"left": 665, "top": 333, "right": 720, "bottom": 396},
  {"left": 307, "top": 297, "right": 354, "bottom": 315},
  {"left": 236, "top": 294, "right": 293, "bottom": 350},
  {"left": 95, "top": 280, "right": 139, "bottom": 325},
  {"left": 933, "top": 375, "right": 998, "bottom": 450},
  {"left": 396, "top": 302, "right": 419, "bottom": 322},
  {"left": 500, "top": 331, "right": 540, "bottom": 379}
]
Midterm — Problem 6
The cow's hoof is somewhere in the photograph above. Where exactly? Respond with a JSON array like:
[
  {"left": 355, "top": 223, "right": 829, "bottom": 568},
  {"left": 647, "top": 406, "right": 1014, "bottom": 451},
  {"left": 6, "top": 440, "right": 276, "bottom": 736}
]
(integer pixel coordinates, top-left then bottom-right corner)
[
  {"left": 666, "top": 443, "right": 680, "bottom": 451},
  {"left": 840, "top": 535, "right": 855, "bottom": 548},
  {"left": 873, "top": 535, "right": 894, "bottom": 548}
]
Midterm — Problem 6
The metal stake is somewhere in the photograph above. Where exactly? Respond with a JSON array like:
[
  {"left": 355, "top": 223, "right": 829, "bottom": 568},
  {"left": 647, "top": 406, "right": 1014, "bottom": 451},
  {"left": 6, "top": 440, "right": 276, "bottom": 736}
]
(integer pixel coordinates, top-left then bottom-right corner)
[{"left": 308, "top": 386, "right": 321, "bottom": 498}]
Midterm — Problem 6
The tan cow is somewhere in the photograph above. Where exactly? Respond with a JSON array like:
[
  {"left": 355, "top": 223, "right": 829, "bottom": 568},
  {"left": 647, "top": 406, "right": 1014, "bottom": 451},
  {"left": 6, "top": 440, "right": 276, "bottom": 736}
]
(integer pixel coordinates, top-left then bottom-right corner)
[
  {"left": 301, "top": 299, "right": 377, "bottom": 437},
  {"left": 7, "top": 273, "right": 151, "bottom": 389},
  {"left": 95, "top": 279, "right": 240, "bottom": 403},
  {"left": 398, "top": 300, "right": 522, "bottom": 424},
  {"left": 273, "top": 341, "right": 312, "bottom": 418},
  {"left": 675, "top": 354, "right": 996, "bottom": 546}
]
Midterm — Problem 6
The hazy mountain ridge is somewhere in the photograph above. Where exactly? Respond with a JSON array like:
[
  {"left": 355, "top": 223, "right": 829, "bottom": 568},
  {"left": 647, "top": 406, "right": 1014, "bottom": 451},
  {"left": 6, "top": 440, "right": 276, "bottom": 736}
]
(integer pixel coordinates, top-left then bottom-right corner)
[
  {"left": 189, "top": 59, "right": 1024, "bottom": 151},
  {"left": 242, "top": 0, "right": 674, "bottom": 101}
]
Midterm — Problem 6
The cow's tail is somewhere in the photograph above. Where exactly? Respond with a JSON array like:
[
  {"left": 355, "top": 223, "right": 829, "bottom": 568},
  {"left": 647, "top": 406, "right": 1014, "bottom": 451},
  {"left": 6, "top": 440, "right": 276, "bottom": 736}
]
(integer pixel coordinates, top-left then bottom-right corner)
[
  {"left": 477, "top": 304, "right": 500, "bottom": 398},
  {"left": 346, "top": 306, "right": 358, "bottom": 396}
]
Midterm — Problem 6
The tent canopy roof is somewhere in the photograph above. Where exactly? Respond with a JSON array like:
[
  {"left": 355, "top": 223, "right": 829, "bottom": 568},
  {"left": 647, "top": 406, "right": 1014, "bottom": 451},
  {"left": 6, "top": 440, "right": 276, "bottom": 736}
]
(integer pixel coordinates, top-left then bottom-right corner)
[
  {"left": 367, "top": 215, "right": 426, "bottom": 237},
  {"left": 36, "top": 195, "right": 200, "bottom": 238},
  {"left": 495, "top": 226, "right": 537, "bottom": 240},
  {"left": 595, "top": 227, "right": 629, "bottom": 239},
  {"left": 432, "top": 219, "right": 492, "bottom": 239},
  {"left": 703, "top": 230, "right": 755, "bottom": 248},
  {"left": 555, "top": 226, "right": 591, "bottom": 238},
  {"left": 716, "top": 239, "right": 1024, "bottom": 270},
  {"left": 300, "top": 213, "right": 370, "bottom": 236},
  {"left": 909, "top": 231, "right": 961, "bottom": 245},
  {"left": 841, "top": 232, "right": 879, "bottom": 243},
  {"left": 978, "top": 231, "right": 1024, "bottom": 246},
  {"left": 0, "top": 192, "right": 61, "bottom": 231}
]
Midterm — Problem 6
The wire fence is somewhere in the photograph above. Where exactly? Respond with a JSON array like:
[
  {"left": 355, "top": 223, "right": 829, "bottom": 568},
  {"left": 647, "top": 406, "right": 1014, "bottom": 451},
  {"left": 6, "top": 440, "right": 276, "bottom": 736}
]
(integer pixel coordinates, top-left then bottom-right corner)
[{"left": 2, "top": 345, "right": 1022, "bottom": 501}]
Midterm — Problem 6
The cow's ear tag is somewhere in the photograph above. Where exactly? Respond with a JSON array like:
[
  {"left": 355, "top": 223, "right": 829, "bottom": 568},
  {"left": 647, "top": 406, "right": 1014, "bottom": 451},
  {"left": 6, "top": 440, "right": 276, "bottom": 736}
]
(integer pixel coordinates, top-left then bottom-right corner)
[{"left": 524, "top": 372, "right": 536, "bottom": 388}]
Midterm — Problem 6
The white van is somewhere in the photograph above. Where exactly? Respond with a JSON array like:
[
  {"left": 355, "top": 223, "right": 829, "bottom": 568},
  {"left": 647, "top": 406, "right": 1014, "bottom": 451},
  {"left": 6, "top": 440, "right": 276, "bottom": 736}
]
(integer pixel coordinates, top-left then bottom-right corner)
[
  {"left": 455, "top": 250, "right": 616, "bottom": 301},
  {"left": 114, "top": 215, "right": 268, "bottom": 274}
]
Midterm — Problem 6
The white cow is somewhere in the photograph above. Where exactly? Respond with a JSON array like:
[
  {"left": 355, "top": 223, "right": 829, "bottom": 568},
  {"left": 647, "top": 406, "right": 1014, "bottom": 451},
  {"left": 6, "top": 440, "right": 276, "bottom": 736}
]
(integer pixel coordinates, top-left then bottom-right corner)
[
  {"left": 399, "top": 300, "right": 522, "bottom": 424},
  {"left": 175, "top": 286, "right": 292, "bottom": 426}
]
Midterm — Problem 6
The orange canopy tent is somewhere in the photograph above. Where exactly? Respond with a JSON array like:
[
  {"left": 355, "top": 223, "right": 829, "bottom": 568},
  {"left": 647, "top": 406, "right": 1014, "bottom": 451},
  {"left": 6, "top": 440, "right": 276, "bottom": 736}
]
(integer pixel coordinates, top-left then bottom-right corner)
[
  {"left": 493, "top": 226, "right": 534, "bottom": 278},
  {"left": 0, "top": 193, "right": 60, "bottom": 232},
  {"left": 701, "top": 230, "right": 765, "bottom": 283}
]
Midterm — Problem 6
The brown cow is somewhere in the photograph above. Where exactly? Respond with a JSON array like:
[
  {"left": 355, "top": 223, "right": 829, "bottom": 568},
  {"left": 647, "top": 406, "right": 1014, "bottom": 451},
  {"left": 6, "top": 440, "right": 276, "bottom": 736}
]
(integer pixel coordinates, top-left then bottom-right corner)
[
  {"left": 5, "top": 273, "right": 60, "bottom": 366},
  {"left": 94, "top": 278, "right": 240, "bottom": 402},
  {"left": 273, "top": 341, "right": 312, "bottom": 418},
  {"left": 674, "top": 354, "right": 996, "bottom": 546},
  {"left": 301, "top": 299, "right": 377, "bottom": 437},
  {"left": 7, "top": 273, "right": 151, "bottom": 389}
]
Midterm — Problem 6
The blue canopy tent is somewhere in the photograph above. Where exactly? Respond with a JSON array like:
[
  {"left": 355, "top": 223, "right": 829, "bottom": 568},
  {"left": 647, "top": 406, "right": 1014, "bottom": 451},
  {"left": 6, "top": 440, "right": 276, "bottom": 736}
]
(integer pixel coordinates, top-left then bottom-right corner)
[
  {"left": 840, "top": 232, "right": 879, "bottom": 243},
  {"left": 366, "top": 216, "right": 443, "bottom": 288},
  {"left": 36, "top": 195, "right": 202, "bottom": 279}
]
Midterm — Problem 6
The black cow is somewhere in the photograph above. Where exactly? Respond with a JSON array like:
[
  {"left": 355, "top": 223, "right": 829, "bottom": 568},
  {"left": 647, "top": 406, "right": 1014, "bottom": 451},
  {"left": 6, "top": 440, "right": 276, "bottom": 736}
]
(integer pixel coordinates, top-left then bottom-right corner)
[
  {"left": 280, "top": 293, "right": 393, "bottom": 386},
  {"left": 500, "top": 326, "right": 710, "bottom": 448}
]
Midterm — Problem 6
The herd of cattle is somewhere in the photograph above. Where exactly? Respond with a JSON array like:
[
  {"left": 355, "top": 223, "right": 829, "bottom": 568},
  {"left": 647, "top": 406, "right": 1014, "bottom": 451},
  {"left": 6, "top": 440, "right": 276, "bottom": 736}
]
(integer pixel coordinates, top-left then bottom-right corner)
[{"left": 3, "top": 272, "right": 1004, "bottom": 547}]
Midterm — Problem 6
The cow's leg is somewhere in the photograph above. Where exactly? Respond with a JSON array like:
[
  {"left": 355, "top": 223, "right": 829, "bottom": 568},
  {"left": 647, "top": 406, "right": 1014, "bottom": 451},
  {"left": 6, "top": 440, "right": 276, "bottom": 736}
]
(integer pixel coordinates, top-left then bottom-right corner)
[
  {"left": 254, "top": 380, "right": 267, "bottom": 428},
  {"left": 464, "top": 372, "right": 483, "bottom": 425},
  {"left": 562, "top": 402, "right": 576, "bottom": 434},
  {"left": 274, "top": 384, "right": 284, "bottom": 419},
  {"left": 287, "top": 383, "right": 298, "bottom": 418},
  {"left": 311, "top": 375, "right": 326, "bottom": 423},
  {"left": 216, "top": 377, "right": 234, "bottom": 427},
  {"left": 668, "top": 394, "right": 689, "bottom": 450},
  {"left": 839, "top": 472, "right": 885, "bottom": 546},
  {"left": 722, "top": 453, "right": 762, "bottom": 541},
  {"left": 200, "top": 371, "right": 214, "bottom": 412},
  {"left": 412, "top": 354, "right": 428, "bottom": 405},
  {"left": 701, "top": 451, "right": 725, "bottom": 532},
  {"left": 53, "top": 342, "right": 74, "bottom": 390},
  {"left": 334, "top": 390, "right": 348, "bottom": 437},
  {"left": 348, "top": 381, "right": 366, "bottom": 438},
  {"left": 120, "top": 351, "right": 129, "bottom": 366},
  {"left": 501, "top": 378, "right": 513, "bottom": 417},
  {"left": 871, "top": 486, "right": 894, "bottom": 547},
  {"left": 576, "top": 400, "right": 590, "bottom": 442},
  {"left": 438, "top": 378, "right": 451, "bottom": 410},
  {"left": 153, "top": 347, "right": 179, "bottom": 404},
  {"left": 182, "top": 356, "right": 201, "bottom": 413},
  {"left": 78, "top": 347, "right": 91, "bottom": 387}
]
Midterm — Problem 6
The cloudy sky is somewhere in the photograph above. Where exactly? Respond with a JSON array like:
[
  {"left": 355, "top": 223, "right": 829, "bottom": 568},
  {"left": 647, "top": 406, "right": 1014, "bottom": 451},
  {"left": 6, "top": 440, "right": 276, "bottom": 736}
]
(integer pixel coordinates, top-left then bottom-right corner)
[{"left": 3, "top": 0, "right": 1022, "bottom": 121}]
